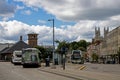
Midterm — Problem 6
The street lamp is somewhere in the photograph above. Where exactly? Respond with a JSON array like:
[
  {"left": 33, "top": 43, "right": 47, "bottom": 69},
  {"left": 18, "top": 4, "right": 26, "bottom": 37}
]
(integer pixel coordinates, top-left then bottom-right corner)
[{"left": 48, "top": 19, "right": 55, "bottom": 66}]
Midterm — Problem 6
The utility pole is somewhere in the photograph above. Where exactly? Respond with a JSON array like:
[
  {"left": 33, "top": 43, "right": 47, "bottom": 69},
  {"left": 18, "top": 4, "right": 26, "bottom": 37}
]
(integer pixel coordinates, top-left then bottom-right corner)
[{"left": 48, "top": 19, "right": 55, "bottom": 67}]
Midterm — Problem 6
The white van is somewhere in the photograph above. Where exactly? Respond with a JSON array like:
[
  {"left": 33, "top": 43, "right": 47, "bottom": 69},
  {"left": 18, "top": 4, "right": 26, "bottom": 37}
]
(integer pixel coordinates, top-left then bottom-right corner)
[{"left": 12, "top": 50, "right": 22, "bottom": 64}]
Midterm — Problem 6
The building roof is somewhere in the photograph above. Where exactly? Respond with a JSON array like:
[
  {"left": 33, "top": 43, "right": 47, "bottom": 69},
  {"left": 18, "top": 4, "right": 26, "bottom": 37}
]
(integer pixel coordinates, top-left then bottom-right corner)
[
  {"left": 0, "top": 43, "right": 14, "bottom": 51},
  {"left": 1, "top": 40, "right": 31, "bottom": 54},
  {"left": 0, "top": 47, "right": 9, "bottom": 54},
  {"left": 28, "top": 32, "right": 38, "bottom": 35}
]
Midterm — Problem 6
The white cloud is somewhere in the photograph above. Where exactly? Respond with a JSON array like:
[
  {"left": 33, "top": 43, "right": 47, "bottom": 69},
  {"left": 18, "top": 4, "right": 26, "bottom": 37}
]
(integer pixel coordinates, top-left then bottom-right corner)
[
  {"left": 22, "top": 10, "right": 31, "bottom": 15},
  {"left": 0, "top": 20, "right": 52, "bottom": 44},
  {"left": 0, "top": 20, "right": 120, "bottom": 45},
  {"left": 0, "top": 20, "right": 94, "bottom": 44},
  {"left": 38, "top": 20, "right": 46, "bottom": 24},
  {"left": 13, "top": 0, "right": 120, "bottom": 33},
  {"left": 14, "top": 0, "right": 120, "bottom": 21},
  {"left": 0, "top": 0, "right": 16, "bottom": 20},
  {"left": 1, "top": 0, "right": 120, "bottom": 44},
  {"left": 16, "top": 5, "right": 24, "bottom": 10}
]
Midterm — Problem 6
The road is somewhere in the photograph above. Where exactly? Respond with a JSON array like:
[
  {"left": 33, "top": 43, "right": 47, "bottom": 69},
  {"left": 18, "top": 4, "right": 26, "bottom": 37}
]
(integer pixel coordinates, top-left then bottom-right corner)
[
  {"left": 65, "top": 63, "right": 120, "bottom": 75},
  {"left": 40, "top": 63, "right": 120, "bottom": 80},
  {"left": 1, "top": 62, "right": 120, "bottom": 80},
  {"left": 0, "top": 62, "right": 78, "bottom": 80}
]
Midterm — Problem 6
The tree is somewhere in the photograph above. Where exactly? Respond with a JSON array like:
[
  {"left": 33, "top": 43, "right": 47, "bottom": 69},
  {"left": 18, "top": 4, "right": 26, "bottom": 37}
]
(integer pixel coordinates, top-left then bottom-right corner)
[
  {"left": 78, "top": 40, "right": 87, "bottom": 51},
  {"left": 70, "top": 41, "right": 78, "bottom": 50},
  {"left": 78, "top": 47, "right": 86, "bottom": 51},
  {"left": 91, "top": 53, "right": 98, "bottom": 63},
  {"left": 56, "top": 39, "right": 91, "bottom": 52},
  {"left": 56, "top": 40, "right": 69, "bottom": 52},
  {"left": 35, "top": 46, "right": 47, "bottom": 61}
]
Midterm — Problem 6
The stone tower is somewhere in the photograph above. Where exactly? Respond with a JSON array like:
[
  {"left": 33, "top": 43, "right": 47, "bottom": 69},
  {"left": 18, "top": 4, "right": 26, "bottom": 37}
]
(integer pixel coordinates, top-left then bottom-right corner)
[
  {"left": 28, "top": 33, "right": 38, "bottom": 47},
  {"left": 95, "top": 27, "right": 101, "bottom": 41},
  {"left": 104, "top": 27, "right": 109, "bottom": 39}
]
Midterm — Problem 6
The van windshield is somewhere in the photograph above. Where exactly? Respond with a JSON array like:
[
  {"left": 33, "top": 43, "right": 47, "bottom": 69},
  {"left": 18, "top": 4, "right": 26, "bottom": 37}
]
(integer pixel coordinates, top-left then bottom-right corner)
[
  {"left": 31, "top": 55, "right": 37, "bottom": 62},
  {"left": 23, "top": 50, "right": 37, "bottom": 54},
  {"left": 16, "top": 54, "right": 22, "bottom": 57}
]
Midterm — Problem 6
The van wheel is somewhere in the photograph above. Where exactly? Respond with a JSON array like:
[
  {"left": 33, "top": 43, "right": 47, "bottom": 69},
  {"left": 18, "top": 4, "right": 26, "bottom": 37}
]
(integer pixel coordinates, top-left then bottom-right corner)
[{"left": 23, "top": 64, "right": 26, "bottom": 68}]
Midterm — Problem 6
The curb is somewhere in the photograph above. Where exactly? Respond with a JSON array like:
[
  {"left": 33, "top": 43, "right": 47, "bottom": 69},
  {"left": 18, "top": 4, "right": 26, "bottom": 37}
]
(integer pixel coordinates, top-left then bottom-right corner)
[{"left": 38, "top": 67, "right": 97, "bottom": 80}]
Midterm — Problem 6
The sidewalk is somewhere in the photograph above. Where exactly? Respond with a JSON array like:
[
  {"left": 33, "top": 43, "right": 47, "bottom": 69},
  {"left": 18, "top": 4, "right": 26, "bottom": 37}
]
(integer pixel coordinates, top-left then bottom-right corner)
[{"left": 39, "top": 63, "right": 120, "bottom": 80}]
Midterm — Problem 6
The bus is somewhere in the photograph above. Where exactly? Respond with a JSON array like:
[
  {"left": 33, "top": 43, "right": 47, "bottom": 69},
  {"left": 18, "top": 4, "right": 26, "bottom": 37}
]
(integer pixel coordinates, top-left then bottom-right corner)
[
  {"left": 22, "top": 48, "right": 41, "bottom": 68},
  {"left": 71, "top": 50, "right": 84, "bottom": 64},
  {"left": 12, "top": 50, "right": 22, "bottom": 65}
]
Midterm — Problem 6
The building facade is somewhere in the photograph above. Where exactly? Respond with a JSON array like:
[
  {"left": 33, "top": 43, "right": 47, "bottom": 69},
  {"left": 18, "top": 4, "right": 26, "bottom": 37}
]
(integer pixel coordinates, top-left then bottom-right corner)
[{"left": 88, "top": 26, "right": 120, "bottom": 63}]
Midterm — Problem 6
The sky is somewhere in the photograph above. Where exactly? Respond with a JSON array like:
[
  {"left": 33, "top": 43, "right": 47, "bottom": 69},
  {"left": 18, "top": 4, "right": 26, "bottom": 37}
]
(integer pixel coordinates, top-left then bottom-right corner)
[{"left": 0, "top": 0, "right": 120, "bottom": 46}]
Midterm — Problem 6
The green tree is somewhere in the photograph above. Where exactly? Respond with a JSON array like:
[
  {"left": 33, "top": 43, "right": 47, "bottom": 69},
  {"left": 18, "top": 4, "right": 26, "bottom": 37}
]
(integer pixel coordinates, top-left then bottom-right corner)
[
  {"left": 70, "top": 41, "right": 78, "bottom": 50},
  {"left": 86, "top": 42, "right": 91, "bottom": 46},
  {"left": 56, "top": 39, "right": 91, "bottom": 52},
  {"left": 35, "top": 46, "right": 47, "bottom": 60},
  {"left": 56, "top": 40, "right": 69, "bottom": 52},
  {"left": 78, "top": 47, "right": 86, "bottom": 51},
  {"left": 78, "top": 40, "right": 87, "bottom": 51},
  {"left": 91, "top": 53, "right": 98, "bottom": 63}
]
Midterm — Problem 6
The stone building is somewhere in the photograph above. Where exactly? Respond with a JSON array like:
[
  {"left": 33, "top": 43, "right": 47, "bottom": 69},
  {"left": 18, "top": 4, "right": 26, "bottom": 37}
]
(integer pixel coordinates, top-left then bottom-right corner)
[
  {"left": 87, "top": 27, "right": 103, "bottom": 61},
  {"left": 87, "top": 26, "right": 120, "bottom": 63}
]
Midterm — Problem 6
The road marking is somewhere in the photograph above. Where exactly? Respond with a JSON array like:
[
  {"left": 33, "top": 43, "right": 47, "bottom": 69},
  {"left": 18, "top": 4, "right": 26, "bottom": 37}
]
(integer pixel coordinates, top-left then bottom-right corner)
[{"left": 79, "top": 66, "right": 86, "bottom": 70}]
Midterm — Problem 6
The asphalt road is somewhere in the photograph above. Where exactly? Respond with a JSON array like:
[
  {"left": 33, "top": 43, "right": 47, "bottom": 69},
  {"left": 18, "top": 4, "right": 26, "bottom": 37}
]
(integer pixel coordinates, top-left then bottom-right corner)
[
  {"left": 1, "top": 62, "right": 120, "bottom": 80},
  {"left": 0, "top": 62, "right": 78, "bottom": 80},
  {"left": 65, "top": 62, "right": 120, "bottom": 75}
]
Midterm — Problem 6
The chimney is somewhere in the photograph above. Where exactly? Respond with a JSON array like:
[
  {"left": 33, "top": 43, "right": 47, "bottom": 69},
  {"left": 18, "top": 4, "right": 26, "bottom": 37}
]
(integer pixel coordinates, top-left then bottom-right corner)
[{"left": 20, "top": 36, "right": 22, "bottom": 41}]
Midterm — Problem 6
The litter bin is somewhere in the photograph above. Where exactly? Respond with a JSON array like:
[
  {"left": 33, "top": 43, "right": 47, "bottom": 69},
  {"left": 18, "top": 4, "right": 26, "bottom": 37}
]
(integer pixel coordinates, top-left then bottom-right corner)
[
  {"left": 54, "top": 58, "right": 58, "bottom": 65},
  {"left": 45, "top": 58, "right": 50, "bottom": 67}
]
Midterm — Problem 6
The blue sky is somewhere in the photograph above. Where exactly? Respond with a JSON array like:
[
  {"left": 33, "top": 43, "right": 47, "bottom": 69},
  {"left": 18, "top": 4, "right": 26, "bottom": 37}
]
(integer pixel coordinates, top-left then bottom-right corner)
[
  {"left": 0, "top": 0, "right": 120, "bottom": 45},
  {"left": 7, "top": 0, "right": 75, "bottom": 27}
]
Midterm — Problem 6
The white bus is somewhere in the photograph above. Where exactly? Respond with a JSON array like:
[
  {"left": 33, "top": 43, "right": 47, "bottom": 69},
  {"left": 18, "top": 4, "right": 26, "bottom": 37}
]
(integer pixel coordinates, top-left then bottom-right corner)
[
  {"left": 71, "top": 50, "right": 84, "bottom": 64},
  {"left": 22, "top": 48, "right": 41, "bottom": 68},
  {"left": 12, "top": 50, "right": 22, "bottom": 65}
]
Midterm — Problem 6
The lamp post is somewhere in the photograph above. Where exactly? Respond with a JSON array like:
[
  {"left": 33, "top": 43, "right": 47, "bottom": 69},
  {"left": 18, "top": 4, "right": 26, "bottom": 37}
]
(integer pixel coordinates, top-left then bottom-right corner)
[{"left": 48, "top": 19, "right": 55, "bottom": 65}]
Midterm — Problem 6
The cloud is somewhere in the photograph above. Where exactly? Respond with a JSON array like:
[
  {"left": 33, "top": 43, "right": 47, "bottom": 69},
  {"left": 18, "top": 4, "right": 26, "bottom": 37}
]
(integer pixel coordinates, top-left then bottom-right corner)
[
  {"left": 16, "top": 5, "right": 24, "bottom": 10},
  {"left": 13, "top": 0, "right": 120, "bottom": 36},
  {"left": 38, "top": 20, "right": 46, "bottom": 24},
  {"left": 0, "top": 20, "right": 53, "bottom": 44},
  {"left": 21, "top": 10, "right": 31, "bottom": 15},
  {"left": 14, "top": 0, "right": 120, "bottom": 21},
  {"left": 0, "top": 0, "right": 16, "bottom": 20},
  {"left": 0, "top": 20, "right": 94, "bottom": 44},
  {"left": 0, "top": 0, "right": 119, "bottom": 45},
  {"left": 0, "top": 20, "right": 120, "bottom": 45}
]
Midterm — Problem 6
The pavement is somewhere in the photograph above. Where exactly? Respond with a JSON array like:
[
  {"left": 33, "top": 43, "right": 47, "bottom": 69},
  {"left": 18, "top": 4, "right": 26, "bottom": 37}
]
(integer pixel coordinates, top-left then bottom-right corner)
[{"left": 39, "top": 63, "right": 120, "bottom": 80}]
